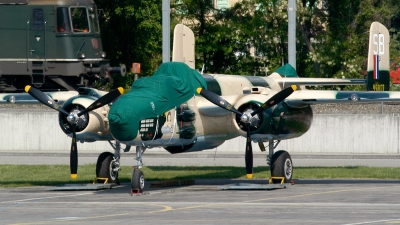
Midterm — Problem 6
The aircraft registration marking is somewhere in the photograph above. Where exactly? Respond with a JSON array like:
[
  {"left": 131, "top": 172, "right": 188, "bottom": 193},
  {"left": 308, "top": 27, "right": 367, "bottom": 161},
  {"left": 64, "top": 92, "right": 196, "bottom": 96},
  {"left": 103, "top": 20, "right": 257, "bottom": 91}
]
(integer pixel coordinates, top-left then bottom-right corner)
[{"left": 373, "top": 33, "right": 385, "bottom": 55}]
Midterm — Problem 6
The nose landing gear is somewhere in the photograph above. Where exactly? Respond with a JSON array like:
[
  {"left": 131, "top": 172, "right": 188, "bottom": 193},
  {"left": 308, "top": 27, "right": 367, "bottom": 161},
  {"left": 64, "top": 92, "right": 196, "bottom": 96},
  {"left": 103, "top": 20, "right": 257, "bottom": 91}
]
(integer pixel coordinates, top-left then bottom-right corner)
[{"left": 130, "top": 145, "right": 146, "bottom": 194}]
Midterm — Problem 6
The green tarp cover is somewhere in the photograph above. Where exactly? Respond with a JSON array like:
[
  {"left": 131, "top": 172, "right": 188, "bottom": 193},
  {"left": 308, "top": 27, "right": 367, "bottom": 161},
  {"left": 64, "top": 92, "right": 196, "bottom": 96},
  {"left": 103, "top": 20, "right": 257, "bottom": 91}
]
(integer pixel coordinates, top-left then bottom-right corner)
[
  {"left": 108, "top": 62, "right": 207, "bottom": 141},
  {"left": 274, "top": 64, "right": 298, "bottom": 77}
]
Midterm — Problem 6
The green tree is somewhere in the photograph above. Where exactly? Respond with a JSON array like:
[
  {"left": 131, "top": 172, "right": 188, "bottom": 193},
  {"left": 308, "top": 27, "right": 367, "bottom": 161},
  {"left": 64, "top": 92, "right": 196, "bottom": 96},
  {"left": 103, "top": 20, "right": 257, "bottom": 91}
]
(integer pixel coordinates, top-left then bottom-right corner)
[
  {"left": 95, "top": 0, "right": 162, "bottom": 89},
  {"left": 315, "top": 0, "right": 400, "bottom": 82},
  {"left": 95, "top": 0, "right": 400, "bottom": 89}
]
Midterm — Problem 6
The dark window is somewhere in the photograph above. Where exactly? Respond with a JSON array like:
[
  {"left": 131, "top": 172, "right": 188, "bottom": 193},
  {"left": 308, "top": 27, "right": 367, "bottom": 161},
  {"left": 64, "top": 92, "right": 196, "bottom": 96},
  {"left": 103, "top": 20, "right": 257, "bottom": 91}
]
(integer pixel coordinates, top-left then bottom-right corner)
[
  {"left": 32, "top": 8, "right": 44, "bottom": 30},
  {"left": 70, "top": 7, "right": 89, "bottom": 33},
  {"left": 56, "top": 7, "right": 71, "bottom": 33}
]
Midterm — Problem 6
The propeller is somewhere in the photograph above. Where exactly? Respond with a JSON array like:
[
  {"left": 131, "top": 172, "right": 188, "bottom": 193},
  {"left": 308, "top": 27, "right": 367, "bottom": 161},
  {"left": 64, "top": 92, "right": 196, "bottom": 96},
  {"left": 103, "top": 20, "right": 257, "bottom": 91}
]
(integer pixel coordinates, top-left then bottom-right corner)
[
  {"left": 25, "top": 85, "right": 124, "bottom": 178},
  {"left": 197, "top": 85, "right": 297, "bottom": 178}
]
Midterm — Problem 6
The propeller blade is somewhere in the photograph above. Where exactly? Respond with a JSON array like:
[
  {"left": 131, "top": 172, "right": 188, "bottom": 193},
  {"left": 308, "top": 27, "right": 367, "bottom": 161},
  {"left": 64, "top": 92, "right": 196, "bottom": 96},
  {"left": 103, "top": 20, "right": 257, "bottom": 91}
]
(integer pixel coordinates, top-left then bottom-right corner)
[
  {"left": 77, "top": 87, "right": 124, "bottom": 117},
  {"left": 25, "top": 85, "right": 69, "bottom": 116},
  {"left": 197, "top": 88, "right": 242, "bottom": 115},
  {"left": 251, "top": 85, "right": 297, "bottom": 116},
  {"left": 245, "top": 125, "right": 253, "bottom": 179},
  {"left": 70, "top": 124, "right": 78, "bottom": 179}
]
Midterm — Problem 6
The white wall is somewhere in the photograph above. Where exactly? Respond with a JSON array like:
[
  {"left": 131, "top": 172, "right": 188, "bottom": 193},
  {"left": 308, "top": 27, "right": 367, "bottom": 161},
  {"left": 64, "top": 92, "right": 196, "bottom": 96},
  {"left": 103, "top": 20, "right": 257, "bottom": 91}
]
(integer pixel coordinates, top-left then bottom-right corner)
[{"left": 1, "top": 110, "right": 399, "bottom": 154}]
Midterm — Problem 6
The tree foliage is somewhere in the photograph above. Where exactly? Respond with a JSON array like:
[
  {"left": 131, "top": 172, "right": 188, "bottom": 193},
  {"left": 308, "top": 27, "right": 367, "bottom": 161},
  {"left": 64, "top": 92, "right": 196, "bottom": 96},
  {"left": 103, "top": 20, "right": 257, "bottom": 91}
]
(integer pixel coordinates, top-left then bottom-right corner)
[
  {"left": 96, "top": 0, "right": 400, "bottom": 88},
  {"left": 95, "top": 0, "right": 162, "bottom": 88}
]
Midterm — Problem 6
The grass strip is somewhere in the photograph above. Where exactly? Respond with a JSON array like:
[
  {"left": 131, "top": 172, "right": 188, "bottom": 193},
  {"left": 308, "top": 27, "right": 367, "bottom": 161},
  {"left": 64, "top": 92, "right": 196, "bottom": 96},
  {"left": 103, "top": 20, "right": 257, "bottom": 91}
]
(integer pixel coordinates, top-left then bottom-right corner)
[{"left": 1, "top": 165, "right": 400, "bottom": 188}]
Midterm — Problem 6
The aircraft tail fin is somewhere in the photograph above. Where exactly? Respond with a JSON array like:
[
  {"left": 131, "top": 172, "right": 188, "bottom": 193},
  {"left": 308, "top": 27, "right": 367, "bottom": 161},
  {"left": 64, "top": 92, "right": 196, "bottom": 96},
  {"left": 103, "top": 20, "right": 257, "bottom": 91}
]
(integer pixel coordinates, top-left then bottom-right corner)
[
  {"left": 366, "top": 22, "right": 390, "bottom": 91},
  {"left": 172, "top": 24, "right": 195, "bottom": 69}
]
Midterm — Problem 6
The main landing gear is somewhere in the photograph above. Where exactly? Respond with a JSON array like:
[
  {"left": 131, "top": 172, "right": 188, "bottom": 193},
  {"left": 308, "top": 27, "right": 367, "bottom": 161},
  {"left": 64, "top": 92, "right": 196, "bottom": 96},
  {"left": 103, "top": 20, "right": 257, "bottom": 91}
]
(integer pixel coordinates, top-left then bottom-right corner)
[
  {"left": 94, "top": 139, "right": 291, "bottom": 192},
  {"left": 261, "top": 140, "right": 293, "bottom": 183},
  {"left": 95, "top": 141, "right": 131, "bottom": 185},
  {"left": 94, "top": 142, "right": 146, "bottom": 194}
]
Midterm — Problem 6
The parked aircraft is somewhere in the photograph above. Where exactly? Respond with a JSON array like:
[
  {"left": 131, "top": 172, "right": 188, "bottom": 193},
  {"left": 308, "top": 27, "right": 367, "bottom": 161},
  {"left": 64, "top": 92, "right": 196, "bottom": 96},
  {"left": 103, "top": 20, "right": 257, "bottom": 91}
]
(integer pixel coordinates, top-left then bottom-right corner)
[{"left": 24, "top": 22, "right": 400, "bottom": 193}]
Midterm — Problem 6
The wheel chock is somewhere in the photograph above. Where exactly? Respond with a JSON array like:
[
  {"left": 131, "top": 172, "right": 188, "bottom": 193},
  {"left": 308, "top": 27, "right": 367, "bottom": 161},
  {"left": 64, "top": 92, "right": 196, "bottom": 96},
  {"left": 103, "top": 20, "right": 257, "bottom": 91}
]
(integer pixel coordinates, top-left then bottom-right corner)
[
  {"left": 130, "top": 188, "right": 142, "bottom": 195},
  {"left": 269, "top": 176, "right": 285, "bottom": 184},
  {"left": 93, "top": 177, "right": 109, "bottom": 184}
]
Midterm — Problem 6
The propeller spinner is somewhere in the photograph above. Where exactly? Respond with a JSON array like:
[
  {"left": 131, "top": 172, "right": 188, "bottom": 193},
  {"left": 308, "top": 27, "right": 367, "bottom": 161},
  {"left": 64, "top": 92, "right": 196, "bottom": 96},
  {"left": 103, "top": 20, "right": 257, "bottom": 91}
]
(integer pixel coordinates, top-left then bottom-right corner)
[
  {"left": 25, "top": 85, "right": 124, "bottom": 178},
  {"left": 197, "top": 85, "right": 296, "bottom": 178}
]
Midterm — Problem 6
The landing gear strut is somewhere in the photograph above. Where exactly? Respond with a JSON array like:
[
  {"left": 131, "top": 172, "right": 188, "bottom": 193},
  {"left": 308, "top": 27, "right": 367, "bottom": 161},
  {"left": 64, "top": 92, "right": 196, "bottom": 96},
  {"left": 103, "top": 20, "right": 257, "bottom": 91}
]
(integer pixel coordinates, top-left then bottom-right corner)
[
  {"left": 95, "top": 141, "right": 130, "bottom": 184},
  {"left": 131, "top": 145, "right": 146, "bottom": 194},
  {"left": 264, "top": 140, "right": 293, "bottom": 183}
]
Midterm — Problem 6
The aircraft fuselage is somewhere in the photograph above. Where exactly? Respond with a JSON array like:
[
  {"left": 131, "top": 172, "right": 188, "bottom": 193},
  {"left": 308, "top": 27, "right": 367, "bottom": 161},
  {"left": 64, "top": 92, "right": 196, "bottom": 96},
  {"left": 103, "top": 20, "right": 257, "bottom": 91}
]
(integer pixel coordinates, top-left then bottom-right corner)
[{"left": 114, "top": 73, "right": 313, "bottom": 152}]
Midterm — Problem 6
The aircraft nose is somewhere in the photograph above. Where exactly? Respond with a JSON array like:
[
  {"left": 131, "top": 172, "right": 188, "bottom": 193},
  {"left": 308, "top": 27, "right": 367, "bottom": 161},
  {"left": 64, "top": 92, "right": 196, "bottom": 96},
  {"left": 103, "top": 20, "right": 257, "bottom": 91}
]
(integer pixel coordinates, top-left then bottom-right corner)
[{"left": 108, "top": 104, "right": 139, "bottom": 141}]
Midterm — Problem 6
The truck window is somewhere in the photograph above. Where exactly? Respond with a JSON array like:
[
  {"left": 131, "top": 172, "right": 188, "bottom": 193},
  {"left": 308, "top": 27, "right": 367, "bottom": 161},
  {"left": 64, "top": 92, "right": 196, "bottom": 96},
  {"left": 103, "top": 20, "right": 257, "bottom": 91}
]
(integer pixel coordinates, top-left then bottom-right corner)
[
  {"left": 56, "top": 7, "right": 71, "bottom": 33},
  {"left": 70, "top": 7, "right": 89, "bottom": 33}
]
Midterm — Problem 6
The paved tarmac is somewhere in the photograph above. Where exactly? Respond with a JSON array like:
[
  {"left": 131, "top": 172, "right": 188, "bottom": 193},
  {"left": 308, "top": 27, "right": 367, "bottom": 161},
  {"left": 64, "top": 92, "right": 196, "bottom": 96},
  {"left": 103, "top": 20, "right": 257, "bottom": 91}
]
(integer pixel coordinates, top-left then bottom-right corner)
[
  {"left": 0, "top": 153, "right": 400, "bottom": 225},
  {"left": 1, "top": 179, "right": 400, "bottom": 225},
  {"left": 2, "top": 152, "right": 400, "bottom": 224}
]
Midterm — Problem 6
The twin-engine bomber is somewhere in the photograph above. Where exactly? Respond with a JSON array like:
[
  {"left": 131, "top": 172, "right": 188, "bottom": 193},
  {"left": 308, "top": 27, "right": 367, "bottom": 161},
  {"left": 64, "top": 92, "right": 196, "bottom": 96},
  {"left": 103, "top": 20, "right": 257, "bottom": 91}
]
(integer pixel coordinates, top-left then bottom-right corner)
[
  {"left": 19, "top": 22, "right": 399, "bottom": 194},
  {"left": 0, "top": 0, "right": 125, "bottom": 92}
]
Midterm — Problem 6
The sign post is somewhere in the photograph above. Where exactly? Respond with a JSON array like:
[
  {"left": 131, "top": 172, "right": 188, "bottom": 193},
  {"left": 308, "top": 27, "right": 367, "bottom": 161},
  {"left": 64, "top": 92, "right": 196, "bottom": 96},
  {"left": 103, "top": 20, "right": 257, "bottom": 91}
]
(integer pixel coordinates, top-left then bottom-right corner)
[{"left": 132, "top": 63, "right": 141, "bottom": 81}]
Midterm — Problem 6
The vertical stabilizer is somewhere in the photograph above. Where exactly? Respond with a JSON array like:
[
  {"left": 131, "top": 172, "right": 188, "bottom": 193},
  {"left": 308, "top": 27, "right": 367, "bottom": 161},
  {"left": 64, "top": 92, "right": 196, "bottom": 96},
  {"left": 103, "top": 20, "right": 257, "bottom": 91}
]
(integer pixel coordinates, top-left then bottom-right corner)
[
  {"left": 367, "top": 22, "right": 390, "bottom": 91},
  {"left": 172, "top": 24, "right": 195, "bottom": 69}
]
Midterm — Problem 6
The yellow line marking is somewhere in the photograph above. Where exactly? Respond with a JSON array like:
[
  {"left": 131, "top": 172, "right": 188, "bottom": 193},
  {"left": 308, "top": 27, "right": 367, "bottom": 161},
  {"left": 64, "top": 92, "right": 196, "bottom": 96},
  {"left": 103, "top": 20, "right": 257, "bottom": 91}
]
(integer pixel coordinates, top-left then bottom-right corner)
[
  {"left": 10, "top": 203, "right": 172, "bottom": 225},
  {"left": 7, "top": 185, "right": 394, "bottom": 224},
  {"left": 243, "top": 186, "right": 389, "bottom": 203},
  {"left": 148, "top": 185, "right": 391, "bottom": 214},
  {"left": 1, "top": 193, "right": 92, "bottom": 204}
]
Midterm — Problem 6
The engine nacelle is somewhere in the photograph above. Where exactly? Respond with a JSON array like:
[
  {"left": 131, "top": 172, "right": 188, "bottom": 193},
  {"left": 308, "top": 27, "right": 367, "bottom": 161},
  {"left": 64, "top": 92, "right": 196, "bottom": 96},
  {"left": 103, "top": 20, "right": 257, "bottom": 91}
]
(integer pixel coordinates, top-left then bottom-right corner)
[
  {"left": 59, "top": 95, "right": 112, "bottom": 142},
  {"left": 163, "top": 136, "right": 225, "bottom": 154},
  {"left": 233, "top": 94, "right": 313, "bottom": 141}
]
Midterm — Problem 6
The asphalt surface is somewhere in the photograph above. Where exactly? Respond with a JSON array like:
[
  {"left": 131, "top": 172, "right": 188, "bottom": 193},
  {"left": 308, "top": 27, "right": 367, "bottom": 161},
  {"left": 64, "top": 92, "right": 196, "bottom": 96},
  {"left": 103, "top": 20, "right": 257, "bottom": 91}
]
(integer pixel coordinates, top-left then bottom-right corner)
[
  {"left": 1, "top": 152, "right": 400, "bottom": 224},
  {"left": 1, "top": 179, "right": 400, "bottom": 225}
]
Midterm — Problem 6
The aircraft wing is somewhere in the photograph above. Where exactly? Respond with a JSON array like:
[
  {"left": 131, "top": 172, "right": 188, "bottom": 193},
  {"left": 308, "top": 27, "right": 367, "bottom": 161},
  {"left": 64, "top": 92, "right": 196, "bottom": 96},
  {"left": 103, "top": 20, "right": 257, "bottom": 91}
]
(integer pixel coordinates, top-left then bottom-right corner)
[
  {"left": 273, "top": 77, "right": 366, "bottom": 88},
  {"left": 0, "top": 91, "right": 78, "bottom": 104},
  {"left": 285, "top": 90, "right": 400, "bottom": 107}
]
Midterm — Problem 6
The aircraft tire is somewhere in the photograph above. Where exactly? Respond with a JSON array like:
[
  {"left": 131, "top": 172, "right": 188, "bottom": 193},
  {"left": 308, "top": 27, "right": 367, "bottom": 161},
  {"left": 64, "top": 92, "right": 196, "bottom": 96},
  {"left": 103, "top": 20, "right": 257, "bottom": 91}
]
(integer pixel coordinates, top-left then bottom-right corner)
[
  {"left": 270, "top": 150, "right": 293, "bottom": 183},
  {"left": 96, "top": 152, "right": 119, "bottom": 184},
  {"left": 131, "top": 169, "right": 145, "bottom": 193}
]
